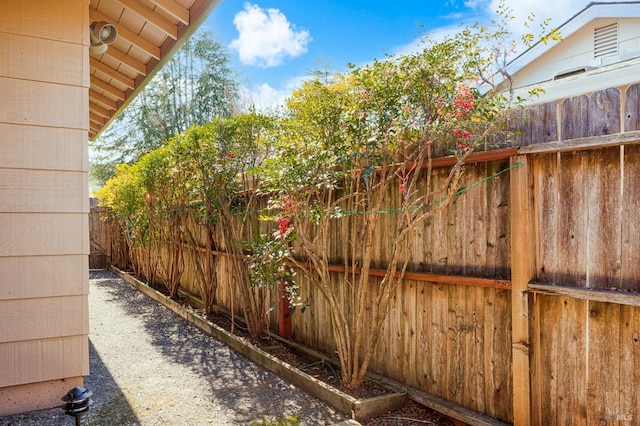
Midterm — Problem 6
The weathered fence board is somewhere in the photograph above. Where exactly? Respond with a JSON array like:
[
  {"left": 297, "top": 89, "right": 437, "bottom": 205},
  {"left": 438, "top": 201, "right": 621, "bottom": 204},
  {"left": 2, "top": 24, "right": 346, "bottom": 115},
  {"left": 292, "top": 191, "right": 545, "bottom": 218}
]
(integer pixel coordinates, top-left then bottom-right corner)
[
  {"left": 88, "top": 204, "right": 108, "bottom": 269},
  {"left": 533, "top": 295, "right": 587, "bottom": 424},
  {"left": 511, "top": 102, "right": 558, "bottom": 146},
  {"left": 621, "top": 144, "right": 640, "bottom": 291},
  {"left": 619, "top": 305, "right": 640, "bottom": 421},
  {"left": 530, "top": 140, "right": 640, "bottom": 423},
  {"left": 536, "top": 145, "right": 640, "bottom": 292},
  {"left": 587, "top": 301, "right": 621, "bottom": 422},
  {"left": 561, "top": 88, "right": 621, "bottom": 140},
  {"left": 559, "top": 151, "right": 589, "bottom": 287},
  {"left": 587, "top": 148, "right": 621, "bottom": 289},
  {"left": 625, "top": 84, "right": 640, "bottom": 132}
]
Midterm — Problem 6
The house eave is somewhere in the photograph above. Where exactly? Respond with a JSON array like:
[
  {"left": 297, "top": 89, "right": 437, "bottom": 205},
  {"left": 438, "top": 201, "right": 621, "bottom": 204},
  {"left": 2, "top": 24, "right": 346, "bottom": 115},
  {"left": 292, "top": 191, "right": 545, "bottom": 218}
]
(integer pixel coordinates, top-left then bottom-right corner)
[
  {"left": 88, "top": 0, "right": 221, "bottom": 141},
  {"left": 507, "top": 1, "right": 640, "bottom": 76}
]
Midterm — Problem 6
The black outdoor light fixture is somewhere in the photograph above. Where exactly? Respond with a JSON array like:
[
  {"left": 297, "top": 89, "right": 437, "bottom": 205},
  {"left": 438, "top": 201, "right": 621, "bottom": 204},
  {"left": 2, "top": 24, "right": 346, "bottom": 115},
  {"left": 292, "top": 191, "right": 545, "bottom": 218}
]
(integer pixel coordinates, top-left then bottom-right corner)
[{"left": 61, "top": 386, "right": 93, "bottom": 426}]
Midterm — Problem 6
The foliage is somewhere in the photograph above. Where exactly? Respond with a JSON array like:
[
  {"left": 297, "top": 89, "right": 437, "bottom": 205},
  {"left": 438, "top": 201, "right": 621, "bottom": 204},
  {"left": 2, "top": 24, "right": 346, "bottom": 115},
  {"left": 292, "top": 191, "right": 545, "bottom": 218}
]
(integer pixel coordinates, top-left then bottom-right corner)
[
  {"left": 246, "top": 219, "right": 302, "bottom": 313},
  {"left": 135, "top": 142, "right": 193, "bottom": 297},
  {"left": 90, "top": 29, "right": 240, "bottom": 185},
  {"left": 256, "top": 4, "right": 543, "bottom": 388},
  {"left": 96, "top": 163, "right": 153, "bottom": 280},
  {"left": 97, "top": 112, "right": 277, "bottom": 338},
  {"left": 175, "top": 113, "right": 277, "bottom": 336}
]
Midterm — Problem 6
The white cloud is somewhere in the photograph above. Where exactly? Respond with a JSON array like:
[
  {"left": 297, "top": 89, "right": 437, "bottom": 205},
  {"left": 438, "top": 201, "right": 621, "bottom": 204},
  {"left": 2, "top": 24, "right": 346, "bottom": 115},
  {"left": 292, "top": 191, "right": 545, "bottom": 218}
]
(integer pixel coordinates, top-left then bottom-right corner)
[
  {"left": 393, "top": 0, "right": 600, "bottom": 58},
  {"left": 230, "top": 3, "right": 312, "bottom": 68},
  {"left": 464, "top": 0, "right": 490, "bottom": 10},
  {"left": 491, "top": 0, "right": 595, "bottom": 39},
  {"left": 238, "top": 72, "right": 326, "bottom": 114},
  {"left": 239, "top": 83, "right": 289, "bottom": 114}
]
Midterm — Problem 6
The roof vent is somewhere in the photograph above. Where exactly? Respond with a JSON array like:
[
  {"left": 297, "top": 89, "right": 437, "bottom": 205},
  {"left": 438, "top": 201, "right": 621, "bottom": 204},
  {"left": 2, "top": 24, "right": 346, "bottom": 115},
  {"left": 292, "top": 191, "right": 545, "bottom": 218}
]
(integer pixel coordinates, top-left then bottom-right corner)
[
  {"left": 594, "top": 22, "right": 618, "bottom": 59},
  {"left": 553, "top": 65, "right": 596, "bottom": 80},
  {"left": 554, "top": 67, "right": 586, "bottom": 80}
]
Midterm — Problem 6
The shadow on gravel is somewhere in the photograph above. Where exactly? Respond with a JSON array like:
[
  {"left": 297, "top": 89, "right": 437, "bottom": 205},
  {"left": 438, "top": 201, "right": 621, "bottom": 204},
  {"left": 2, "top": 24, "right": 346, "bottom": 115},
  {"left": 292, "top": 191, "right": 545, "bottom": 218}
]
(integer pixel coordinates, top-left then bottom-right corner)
[
  {"left": 0, "top": 337, "right": 139, "bottom": 426},
  {"left": 82, "top": 339, "right": 141, "bottom": 426},
  {"left": 90, "top": 269, "right": 343, "bottom": 425}
]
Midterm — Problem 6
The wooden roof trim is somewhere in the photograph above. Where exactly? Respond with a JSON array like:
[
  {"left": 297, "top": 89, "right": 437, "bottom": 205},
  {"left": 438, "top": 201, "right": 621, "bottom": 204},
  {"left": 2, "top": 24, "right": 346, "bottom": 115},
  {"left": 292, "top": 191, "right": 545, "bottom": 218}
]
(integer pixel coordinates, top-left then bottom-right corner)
[
  {"left": 90, "top": 57, "right": 135, "bottom": 89},
  {"left": 90, "top": 0, "right": 221, "bottom": 141},
  {"left": 90, "top": 89, "right": 119, "bottom": 111},
  {"left": 90, "top": 101, "right": 112, "bottom": 119},
  {"left": 104, "top": 47, "right": 147, "bottom": 76},
  {"left": 90, "top": 113, "right": 107, "bottom": 127},
  {"left": 90, "top": 8, "right": 161, "bottom": 60},
  {"left": 114, "top": 0, "right": 178, "bottom": 40},
  {"left": 111, "top": 23, "right": 161, "bottom": 60},
  {"left": 153, "top": 0, "right": 189, "bottom": 25},
  {"left": 91, "top": 78, "right": 126, "bottom": 101},
  {"left": 159, "top": 0, "right": 221, "bottom": 62}
]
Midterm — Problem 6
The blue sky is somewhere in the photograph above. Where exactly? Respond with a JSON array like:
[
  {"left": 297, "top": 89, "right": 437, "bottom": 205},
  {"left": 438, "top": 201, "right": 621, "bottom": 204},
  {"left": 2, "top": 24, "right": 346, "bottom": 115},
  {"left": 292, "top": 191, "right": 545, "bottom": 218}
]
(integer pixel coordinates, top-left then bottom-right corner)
[{"left": 201, "top": 0, "right": 610, "bottom": 111}]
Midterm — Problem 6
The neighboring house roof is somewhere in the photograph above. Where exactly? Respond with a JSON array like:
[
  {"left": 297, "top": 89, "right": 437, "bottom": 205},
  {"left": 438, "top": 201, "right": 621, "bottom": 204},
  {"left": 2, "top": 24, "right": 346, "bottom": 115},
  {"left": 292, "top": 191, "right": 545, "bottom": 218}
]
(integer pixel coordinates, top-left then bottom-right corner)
[
  {"left": 504, "top": 1, "right": 640, "bottom": 103},
  {"left": 89, "top": 0, "right": 220, "bottom": 140}
]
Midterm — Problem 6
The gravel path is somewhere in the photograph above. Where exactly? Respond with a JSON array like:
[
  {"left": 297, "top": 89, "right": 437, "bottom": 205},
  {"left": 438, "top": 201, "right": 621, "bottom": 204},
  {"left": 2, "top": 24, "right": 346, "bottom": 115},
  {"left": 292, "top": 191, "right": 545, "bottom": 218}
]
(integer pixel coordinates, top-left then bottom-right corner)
[{"left": 1, "top": 270, "right": 349, "bottom": 425}]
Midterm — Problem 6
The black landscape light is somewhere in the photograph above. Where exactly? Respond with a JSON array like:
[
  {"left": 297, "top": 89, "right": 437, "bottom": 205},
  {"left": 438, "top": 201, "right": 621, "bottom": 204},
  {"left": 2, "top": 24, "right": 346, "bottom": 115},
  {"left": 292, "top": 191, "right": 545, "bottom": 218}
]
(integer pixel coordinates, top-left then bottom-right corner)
[{"left": 61, "top": 387, "right": 93, "bottom": 426}]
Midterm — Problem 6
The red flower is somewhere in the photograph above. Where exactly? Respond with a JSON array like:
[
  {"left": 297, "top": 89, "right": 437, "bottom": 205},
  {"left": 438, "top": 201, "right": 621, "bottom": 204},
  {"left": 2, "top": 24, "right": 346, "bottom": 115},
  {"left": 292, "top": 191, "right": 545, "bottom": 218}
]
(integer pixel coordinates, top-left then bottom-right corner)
[
  {"left": 454, "top": 129, "right": 471, "bottom": 139},
  {"left": 452, "top": 84, "right": 474, "bottom": 118},
  {"left": 278, "top": 217, "right": 291, "bottom": 234},
  {"left": 281, "top": 198, "right": 295, "bottom": 216},
  {"left": 456, "top": 142, "right": 471, "bottom": 151}
]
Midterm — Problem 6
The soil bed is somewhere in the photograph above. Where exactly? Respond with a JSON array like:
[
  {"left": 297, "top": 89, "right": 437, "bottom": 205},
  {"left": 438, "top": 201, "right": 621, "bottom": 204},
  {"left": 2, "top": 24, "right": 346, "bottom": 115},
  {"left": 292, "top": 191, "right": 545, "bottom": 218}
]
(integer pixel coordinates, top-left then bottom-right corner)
[
  {"left": 203, "top": 309, "right": 459, "bottom": 425},
  {"left": 204, "top": 311, "right": 392, "bottom": 400}
]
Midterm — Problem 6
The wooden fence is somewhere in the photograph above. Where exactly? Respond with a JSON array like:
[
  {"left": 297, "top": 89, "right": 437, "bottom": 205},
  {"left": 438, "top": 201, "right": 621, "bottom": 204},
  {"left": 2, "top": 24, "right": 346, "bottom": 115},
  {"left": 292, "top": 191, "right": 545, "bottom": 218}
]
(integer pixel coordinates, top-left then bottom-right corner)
[
  {"left": 89, "top": 199, "right": 108, "bottom": 269},
  {"left": 94, "top": 82, "right": 640, "bottom": 425}
]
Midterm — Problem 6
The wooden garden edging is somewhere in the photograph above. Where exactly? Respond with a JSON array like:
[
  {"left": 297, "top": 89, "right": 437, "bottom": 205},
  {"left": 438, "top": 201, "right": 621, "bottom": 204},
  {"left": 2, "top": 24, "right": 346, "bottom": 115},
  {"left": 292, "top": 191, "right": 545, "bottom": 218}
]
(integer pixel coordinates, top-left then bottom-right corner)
[{"left": 108, "top": 265, "right": 406, "bottom": 421}]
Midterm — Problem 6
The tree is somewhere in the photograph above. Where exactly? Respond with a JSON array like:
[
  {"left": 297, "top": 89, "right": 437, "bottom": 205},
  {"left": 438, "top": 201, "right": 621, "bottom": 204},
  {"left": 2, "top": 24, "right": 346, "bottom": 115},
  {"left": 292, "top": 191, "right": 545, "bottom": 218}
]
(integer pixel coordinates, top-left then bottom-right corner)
[
  {"left": 258, "top": 10, "right": 542, "bottom": 388},
  {"left": 176, "top": 113, "right": 277, "bottom": 337},
  {"left": 90, "top": 29, "right": 239, "bottom": 184},
  {"left": 96, "top": 162, "right": 154, "bottom": 282},
  {"left": 99, "top": 112, "right": 278, "bottom": 338}
]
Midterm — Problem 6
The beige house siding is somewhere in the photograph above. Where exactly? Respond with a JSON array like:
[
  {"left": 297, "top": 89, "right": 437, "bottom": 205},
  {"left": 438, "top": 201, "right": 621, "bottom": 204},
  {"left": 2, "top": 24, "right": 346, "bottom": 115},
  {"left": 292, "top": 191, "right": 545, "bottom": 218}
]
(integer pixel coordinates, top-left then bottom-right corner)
[{"left": 0, "top": 0, "right": 90, "bottom": 416}]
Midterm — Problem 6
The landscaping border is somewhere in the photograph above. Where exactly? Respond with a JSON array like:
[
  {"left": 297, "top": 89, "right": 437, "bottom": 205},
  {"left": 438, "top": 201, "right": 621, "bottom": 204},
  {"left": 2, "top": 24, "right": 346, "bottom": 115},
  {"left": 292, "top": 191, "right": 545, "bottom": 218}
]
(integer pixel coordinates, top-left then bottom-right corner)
[{"left": 108, "top": 265, "right": 406, "bottom": 421}]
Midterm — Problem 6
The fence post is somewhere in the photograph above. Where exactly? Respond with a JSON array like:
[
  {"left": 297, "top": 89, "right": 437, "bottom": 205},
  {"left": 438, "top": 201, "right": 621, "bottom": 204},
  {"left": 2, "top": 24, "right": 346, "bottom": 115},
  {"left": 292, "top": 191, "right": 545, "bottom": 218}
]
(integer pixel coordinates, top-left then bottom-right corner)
[
  {"left": 106, "top": 215, "right": 112, "bottom": 267},
  {"left": 510, "top": 154, "right": 535, "bottom": 425},
  {"left": 278, "top": 280, "right": 292, "bottom": 338}
]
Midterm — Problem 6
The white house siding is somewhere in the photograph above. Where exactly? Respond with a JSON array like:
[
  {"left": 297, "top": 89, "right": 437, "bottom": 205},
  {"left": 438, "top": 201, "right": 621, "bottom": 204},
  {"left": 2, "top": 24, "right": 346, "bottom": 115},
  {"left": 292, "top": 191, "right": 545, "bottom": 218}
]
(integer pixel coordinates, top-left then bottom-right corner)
[
  {"left": 513, "top": 18, "right": 640, "bottom": 88},
  {"left": 0, "top": 0, "right": 90, "bottom": 415},
  {"left": 509, "top": 15, "right": 640, "bottom": 105}
]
